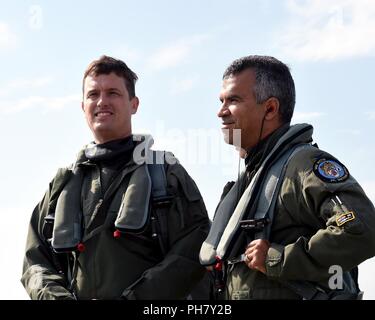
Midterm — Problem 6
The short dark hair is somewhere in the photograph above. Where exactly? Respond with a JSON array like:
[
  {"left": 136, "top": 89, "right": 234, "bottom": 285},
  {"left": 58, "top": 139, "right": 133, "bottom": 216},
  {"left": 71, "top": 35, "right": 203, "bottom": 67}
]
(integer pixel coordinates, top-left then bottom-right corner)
[
  {"left": 83, "top": 55, "right": 138, "bottom": 98},
  {"left": 223, "top": 55, "right": 295, "bottom": 123}
]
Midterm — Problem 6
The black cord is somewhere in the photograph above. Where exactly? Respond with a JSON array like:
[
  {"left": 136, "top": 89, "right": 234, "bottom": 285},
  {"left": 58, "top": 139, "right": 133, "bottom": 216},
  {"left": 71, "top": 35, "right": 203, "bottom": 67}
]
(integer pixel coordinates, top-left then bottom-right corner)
[
  {"left": 252, "top": 114, "right": 267, "bottom": 161},
  {"left": 235, "top": 114, "right": 267, "bottom": 205},
  {"left": 236, "top": 152, "right": 242, "bottom": 203}
]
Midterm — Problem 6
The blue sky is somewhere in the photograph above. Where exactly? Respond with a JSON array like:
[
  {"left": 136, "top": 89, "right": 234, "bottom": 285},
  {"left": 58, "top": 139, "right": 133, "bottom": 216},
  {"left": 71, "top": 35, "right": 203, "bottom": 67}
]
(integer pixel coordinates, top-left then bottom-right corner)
[{"left": 1, "top": 0, "right": 374, "bottom": 299}]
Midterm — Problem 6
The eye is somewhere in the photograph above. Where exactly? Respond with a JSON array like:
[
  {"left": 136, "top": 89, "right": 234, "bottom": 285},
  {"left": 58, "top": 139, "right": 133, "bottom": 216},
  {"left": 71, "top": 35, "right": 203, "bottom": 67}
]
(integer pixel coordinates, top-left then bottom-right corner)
[
  {"left": 228, "top": 97, "right": 238, "bottom": 103},
  {"left": 87, "top": 91, "right": 98, "bottom": 99},
  {"left": 109, "top": 90, "right": 120, "bottom": 96}
]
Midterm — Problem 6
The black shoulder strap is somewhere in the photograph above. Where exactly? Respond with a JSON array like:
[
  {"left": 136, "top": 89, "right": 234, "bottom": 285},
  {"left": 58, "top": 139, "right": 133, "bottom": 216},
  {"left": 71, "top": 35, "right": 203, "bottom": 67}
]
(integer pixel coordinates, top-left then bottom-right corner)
[
  {"left": 148, "top": 151, "right": 173, "bottom": 256},
  {"left": 148, "top": 155, "right": 169, "bottom": 203}
]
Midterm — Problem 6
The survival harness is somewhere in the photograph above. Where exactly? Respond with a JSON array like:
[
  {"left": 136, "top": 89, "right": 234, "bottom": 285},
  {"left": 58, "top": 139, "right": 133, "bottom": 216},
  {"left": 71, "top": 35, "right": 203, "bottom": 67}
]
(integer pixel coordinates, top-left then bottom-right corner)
[{"left": 42, "top": 150, "right": 173, "bottom": 290}]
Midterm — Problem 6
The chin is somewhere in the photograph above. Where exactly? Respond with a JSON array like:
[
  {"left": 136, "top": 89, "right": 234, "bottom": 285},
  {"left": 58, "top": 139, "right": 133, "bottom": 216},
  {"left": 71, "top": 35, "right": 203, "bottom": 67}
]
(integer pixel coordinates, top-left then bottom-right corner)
[
  {"left": 92, "top": 128, "right": 114, "bottom": 141},
  {"left": 222, "top": 128, "right": 241, "bottom": 147},
  {"left": 222, "top": 130, "right": 232, "bottom": 145}
]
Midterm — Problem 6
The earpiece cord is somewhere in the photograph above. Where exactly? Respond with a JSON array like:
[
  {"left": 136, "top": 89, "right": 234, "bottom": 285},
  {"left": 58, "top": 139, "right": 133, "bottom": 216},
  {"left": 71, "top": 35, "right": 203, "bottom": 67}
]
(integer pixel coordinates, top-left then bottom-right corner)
[{"left": 236, "top": 114, "right": 267, "bottom": 203}]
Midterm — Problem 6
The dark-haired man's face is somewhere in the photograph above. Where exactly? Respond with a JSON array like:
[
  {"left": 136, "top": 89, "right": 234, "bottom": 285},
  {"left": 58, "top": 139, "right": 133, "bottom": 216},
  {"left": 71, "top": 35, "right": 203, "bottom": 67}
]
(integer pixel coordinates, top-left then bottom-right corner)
[
  {"left": 82, "top": 72, "right": 139, "bottom": 144},
  {"left": 218, "top": 69, "right": 266, "bottom": 149}
]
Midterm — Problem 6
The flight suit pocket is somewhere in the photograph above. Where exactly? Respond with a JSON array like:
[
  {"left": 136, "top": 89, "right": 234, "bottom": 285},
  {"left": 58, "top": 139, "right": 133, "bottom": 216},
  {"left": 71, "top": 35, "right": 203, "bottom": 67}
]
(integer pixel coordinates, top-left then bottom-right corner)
[
  {"left": 226, "top": 263, "right": 253, "bottom": 300},
  {"left": 231, "top": 290, "right": 250, "bottom": 300}
]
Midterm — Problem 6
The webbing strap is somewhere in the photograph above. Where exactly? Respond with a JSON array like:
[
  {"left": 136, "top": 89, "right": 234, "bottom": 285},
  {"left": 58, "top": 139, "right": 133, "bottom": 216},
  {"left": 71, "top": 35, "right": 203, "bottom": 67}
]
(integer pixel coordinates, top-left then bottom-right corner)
[
  {"left": 148, "top": 151, "right": 168, "bottom": 200},
  {"left": 148, "top": 151, "right": 172, "bottom": 256},
  {"left": 254, "top": 144, "right": 311, "bottom": 240}
]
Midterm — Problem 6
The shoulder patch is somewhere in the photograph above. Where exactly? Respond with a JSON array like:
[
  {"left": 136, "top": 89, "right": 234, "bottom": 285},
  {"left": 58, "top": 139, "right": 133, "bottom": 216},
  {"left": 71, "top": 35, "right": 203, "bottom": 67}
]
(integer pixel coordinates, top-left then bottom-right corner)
[{"left": 313, "top": 158, "right": 349, "bottom": 183}]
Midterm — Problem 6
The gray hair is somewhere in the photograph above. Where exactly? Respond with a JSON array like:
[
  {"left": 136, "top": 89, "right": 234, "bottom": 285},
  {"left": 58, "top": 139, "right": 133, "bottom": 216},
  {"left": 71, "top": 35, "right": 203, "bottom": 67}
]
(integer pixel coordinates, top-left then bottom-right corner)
[{"left": 223, "top": 55, "right": 295, "bottom": 123}]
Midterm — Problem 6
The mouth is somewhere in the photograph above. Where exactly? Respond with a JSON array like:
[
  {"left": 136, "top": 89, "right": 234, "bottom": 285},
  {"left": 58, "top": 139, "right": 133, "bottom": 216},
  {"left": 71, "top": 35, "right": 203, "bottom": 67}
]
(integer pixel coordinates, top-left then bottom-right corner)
[
  {"left": 95, "top": 111, "right": 114, "bottom": 117},
  {"left": 221, "top": 121, "right": 235, "bottom": 129}
]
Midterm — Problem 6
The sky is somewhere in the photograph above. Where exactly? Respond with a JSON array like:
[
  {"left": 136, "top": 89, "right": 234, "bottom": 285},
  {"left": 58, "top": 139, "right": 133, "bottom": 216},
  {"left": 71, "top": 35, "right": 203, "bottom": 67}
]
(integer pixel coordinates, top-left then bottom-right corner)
[{"left": 0, "top": 0, "right": 374, "bottom": 300}]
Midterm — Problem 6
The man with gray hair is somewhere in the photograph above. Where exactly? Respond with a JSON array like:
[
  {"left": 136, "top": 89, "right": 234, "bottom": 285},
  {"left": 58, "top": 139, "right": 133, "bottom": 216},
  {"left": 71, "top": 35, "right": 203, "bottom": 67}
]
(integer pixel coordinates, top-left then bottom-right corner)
[{"left": 200, "top": 55, "right": 375, "bottom": 300}]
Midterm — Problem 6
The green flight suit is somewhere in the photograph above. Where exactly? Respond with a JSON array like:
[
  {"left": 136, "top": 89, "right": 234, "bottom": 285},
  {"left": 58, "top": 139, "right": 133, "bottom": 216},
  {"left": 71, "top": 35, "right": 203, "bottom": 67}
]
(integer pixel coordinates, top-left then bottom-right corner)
[
  {"left": 21, "top": 140, "right": 210, "bottom": 300},
  {"left": 223, "top": 124, "right": 375, "bottom": 299}
]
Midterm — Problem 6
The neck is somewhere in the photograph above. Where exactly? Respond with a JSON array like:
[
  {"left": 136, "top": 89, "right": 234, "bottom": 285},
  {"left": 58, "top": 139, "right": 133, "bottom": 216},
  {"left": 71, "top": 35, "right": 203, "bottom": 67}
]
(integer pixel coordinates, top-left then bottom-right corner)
[
  {"left": 245, "top": 122, "right": 290, "bottom": 165},
  {"left": 85, "top": 135, "right": 135, "bottom": 163},
  {"left": 260, "top": 119, "right": 284, "bottom": 142},
  {"left": 94, "top": 132, "right": 132, "bottom": 145}
]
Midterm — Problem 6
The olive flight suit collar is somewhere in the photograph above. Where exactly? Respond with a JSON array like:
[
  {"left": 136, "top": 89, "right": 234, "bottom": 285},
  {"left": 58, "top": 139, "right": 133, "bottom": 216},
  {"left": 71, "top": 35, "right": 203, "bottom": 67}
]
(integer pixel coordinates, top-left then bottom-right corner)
[{"left": 243, "top": 123, "right": 291, "bottom": 191}]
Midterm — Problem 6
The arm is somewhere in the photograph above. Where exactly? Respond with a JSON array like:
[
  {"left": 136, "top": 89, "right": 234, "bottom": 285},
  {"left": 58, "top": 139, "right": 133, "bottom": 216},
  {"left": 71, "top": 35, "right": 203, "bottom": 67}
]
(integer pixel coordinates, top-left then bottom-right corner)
[
  {"left": 121, "top": 161, "right": 210, "bottom": 299},
  {"left": 21, "top": 180, "right": 75, "bottom": 300},
  {"left": 265, "top": 149, "right": 375, "bottom": 284}
]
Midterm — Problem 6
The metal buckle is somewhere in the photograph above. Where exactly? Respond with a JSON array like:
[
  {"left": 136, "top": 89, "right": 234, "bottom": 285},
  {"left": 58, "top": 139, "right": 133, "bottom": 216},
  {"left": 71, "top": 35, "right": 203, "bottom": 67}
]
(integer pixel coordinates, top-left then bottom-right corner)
[{"left": 239, "top": 218, "right": 270, "bottom": 233}]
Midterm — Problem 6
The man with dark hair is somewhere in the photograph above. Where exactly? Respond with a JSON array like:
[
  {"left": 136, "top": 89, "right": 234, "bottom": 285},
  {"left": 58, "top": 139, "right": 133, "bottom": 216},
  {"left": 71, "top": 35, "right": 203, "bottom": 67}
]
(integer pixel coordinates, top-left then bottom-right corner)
[
  {"left": 21, "top": 55, "right": 210, "bottom": 300},
  {"left": 83, "top": 55, "right": 138, "bottom": 98},
  {"left": 200, "top": 55, "right": 375, "bottom": 300}
]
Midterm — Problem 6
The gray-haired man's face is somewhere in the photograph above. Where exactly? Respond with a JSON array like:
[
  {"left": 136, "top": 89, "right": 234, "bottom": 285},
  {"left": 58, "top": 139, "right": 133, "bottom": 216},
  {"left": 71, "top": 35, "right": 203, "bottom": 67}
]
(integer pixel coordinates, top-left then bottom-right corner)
[{"left": 218, "top": 69, "right": 265, "bottom": 150}]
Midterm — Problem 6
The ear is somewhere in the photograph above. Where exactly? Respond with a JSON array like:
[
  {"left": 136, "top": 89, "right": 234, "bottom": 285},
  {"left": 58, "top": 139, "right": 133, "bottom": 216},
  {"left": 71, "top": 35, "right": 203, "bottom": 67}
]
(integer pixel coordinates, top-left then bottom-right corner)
[
  {"left": 130, "top": 96, "right": 139, "bottom": 115},
  {"left": 81, "top": 101, "right": 85, "bottom": 112},
  {"left": 264, "top": 97, "right": 280, "bottom": 121}
]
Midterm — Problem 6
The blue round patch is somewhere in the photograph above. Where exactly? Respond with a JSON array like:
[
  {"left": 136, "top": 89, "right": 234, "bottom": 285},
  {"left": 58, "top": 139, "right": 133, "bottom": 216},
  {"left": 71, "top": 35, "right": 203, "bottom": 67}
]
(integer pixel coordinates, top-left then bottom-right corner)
[{"left": 313, "top": 158, "right": 349, "bottom": 183}]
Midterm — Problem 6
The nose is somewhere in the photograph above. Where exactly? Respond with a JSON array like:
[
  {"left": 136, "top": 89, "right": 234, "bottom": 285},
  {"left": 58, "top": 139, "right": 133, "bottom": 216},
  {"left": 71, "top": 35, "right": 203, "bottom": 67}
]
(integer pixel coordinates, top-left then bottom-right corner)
[
  {"left": 97, "top": 92, "right": 109, "bottom": 107},
  {"left": 217, "top": 102, "right": 229, "bottom": 118}
]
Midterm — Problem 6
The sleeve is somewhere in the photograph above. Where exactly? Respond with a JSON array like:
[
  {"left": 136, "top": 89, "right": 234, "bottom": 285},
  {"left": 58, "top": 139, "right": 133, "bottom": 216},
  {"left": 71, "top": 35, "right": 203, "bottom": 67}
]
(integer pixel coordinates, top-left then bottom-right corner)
[
  {"left": 21, "top": 179, "right": 75, "bottom": 300},
  {"left": 121, "top": 161, "right": 211, "bottom": 299},
  {"left": 265, "top": 148, "right": 375, "bottom": 283}
]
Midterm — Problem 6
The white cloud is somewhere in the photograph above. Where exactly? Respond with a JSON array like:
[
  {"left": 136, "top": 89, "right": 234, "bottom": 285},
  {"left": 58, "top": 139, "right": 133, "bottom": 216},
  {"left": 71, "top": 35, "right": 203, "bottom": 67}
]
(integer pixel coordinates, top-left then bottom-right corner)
[
  {"left": 336, "top": 129, "right": 361, "bottom": 136},
  {"left": 0, "top": 77, "right": 77, "bottom": 115},
  {"left": 0, "top": 94, "right": 80, "bottom": 114},
  {"left": 0, "top": 77, "right": 53, "bottom": 96},
  {"left": 148, "top": 34, "right": 209, "bottom": 70},
  {"left": 111, "top": 45, "right": 142, "bottom": 67},
  {"left": 276, "top": 0, "right": 375, "bottom": 61},
  {"left": 292, "top": 111, "right": 325, "bottom": 122},
  {"left": 0, "top": 22, "right": 16, "bottom": 49},
  {"left": 169, "top": 75, "right": 199, "bottom": 95},
  {"left": 365, "top": 111, "right": 375, "bottom": 120}
]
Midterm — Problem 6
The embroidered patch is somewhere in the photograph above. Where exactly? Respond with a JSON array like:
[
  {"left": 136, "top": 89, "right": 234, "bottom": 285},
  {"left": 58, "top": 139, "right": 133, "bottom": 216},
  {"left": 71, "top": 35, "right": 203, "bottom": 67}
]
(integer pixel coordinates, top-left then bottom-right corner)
[
  {"left": 336, "top": 211, "right": 355, "bottom": 226},
  {"left": 313, "top": 158, "right": 349, "bottom": 183}
]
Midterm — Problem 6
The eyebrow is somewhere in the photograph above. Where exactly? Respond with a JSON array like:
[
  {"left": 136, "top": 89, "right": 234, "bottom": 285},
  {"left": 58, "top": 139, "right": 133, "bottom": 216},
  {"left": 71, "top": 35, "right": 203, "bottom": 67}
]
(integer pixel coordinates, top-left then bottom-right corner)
[
  {"left": 86, "top": 87, "right": 121, "bottom": 94},
  {"left": 86, "top": 89, "right": 98, "bottom": 95},
  {"left": 228, "top": 94, "right": 242, "bottom": 99},
  {"left": 106, "top": 87, "right": 121, "bottom": 92},
  {"left": 220, "top": 94, "right": 242, "bottom": 101}
]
